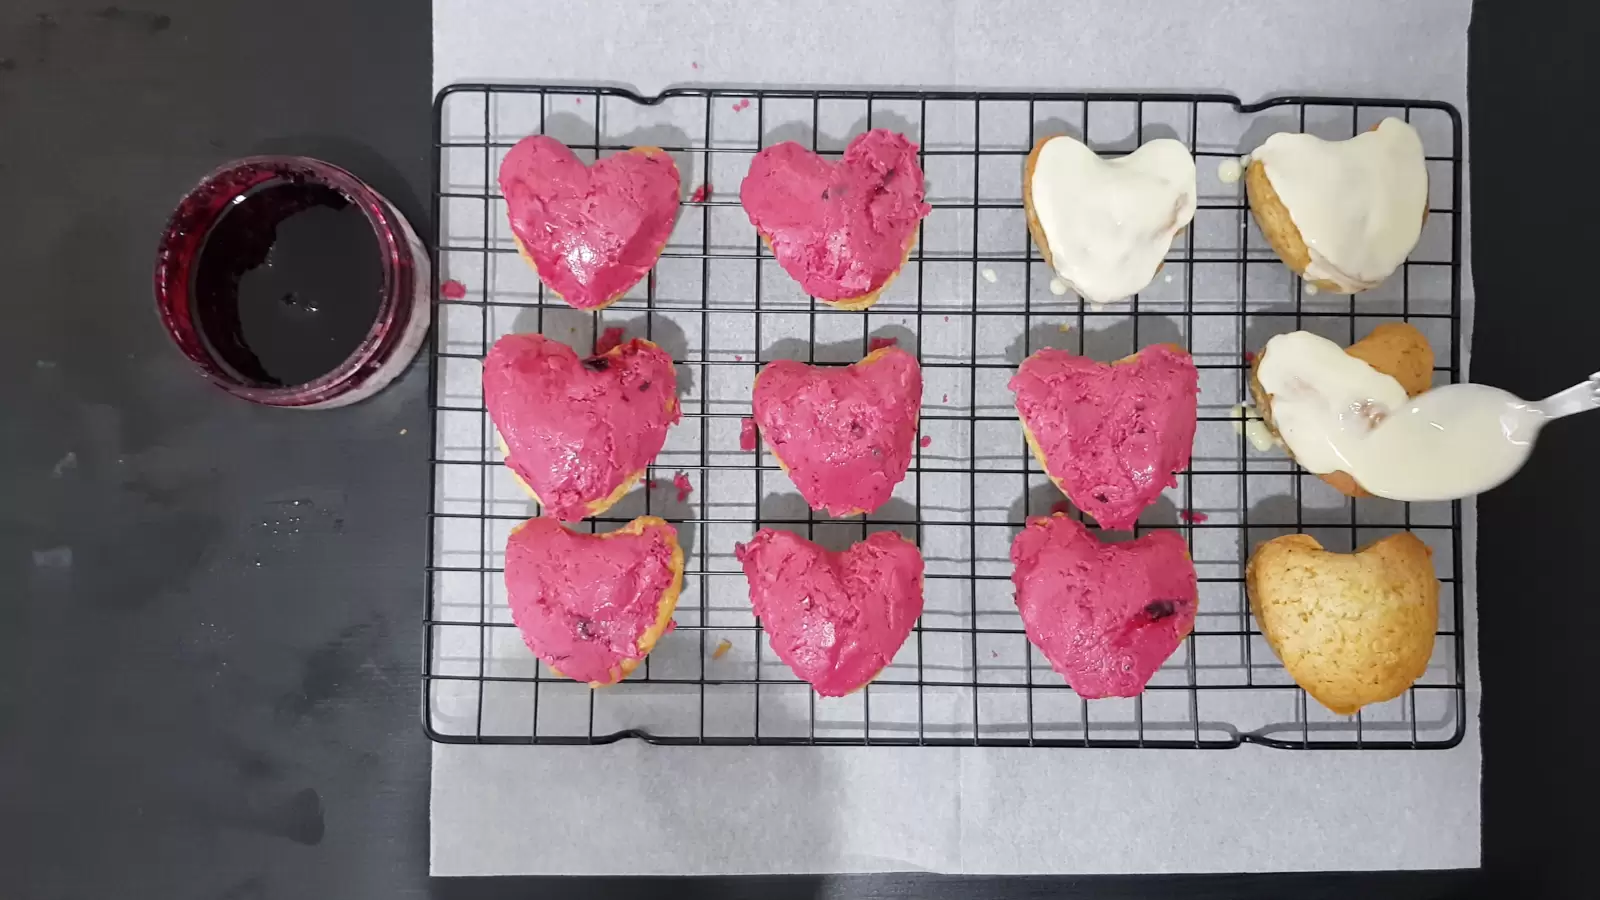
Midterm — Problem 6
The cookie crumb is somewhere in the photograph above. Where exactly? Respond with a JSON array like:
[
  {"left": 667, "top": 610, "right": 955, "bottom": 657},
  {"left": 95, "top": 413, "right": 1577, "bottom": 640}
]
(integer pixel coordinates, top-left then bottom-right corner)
[
  {"left": 739, "top": 418, "right": 759, "bottom": 451},
  {"left": 1058, "top": 322, "right": 1072, "bottom": 333},
  {"left": 440, "top": 279, "right": 467, "bottom": 300},
  {"left": 594, "top": 326, "right": 626, "bottom": 355},
  {"left": 1179, "top": 509, "right": 1209, "bottom": 524},
  {"left": 673, "top": 472, "right": 693, "bottom": 502},
  {"left": 712, "top": 638, "right": 732, "bottom": 660},
  {"left": 868, "top": 336, "right": 898, "bottom": 352}
]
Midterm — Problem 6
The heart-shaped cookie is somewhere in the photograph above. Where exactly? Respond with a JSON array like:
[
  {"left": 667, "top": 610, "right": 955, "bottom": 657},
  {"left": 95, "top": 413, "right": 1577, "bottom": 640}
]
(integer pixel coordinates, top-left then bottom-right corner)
[
  {"left": 1011, "top": 344, "right": 1197, "bottom": 530},
  {"left": 752, "top": 346, "right": 921, "bottom": 516},
  {"left": 736, "top": 528, "right": 924, "bottom": 696},
  {"left": 1247, "top": 533, "right": 1438, "bottom": 714},
  {"left": 740, "top": 129, "right": 930, "bottom": 309},
  {"left": 498, "top": 135, "right": 681, "bottom": 311},
  {"left": 1024, "top": 135, "right": 1196, "bottom": 305},
  {"left": 1011, "top": 514, "right": 1197, "bottom": 698},
  {"left": 505, "top": 515, "right": 684, "bottom": 687},
  {"left": 483, "top": 333, "right": 680, "bottom": 521}
]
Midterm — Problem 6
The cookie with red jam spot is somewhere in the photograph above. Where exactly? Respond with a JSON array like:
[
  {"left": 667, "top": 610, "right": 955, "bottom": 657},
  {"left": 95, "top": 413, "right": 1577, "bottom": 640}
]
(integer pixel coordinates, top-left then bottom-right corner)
[
  {"left": 1010, "top": 514, "right": 1197, "bottom": 698},
  {"left": 736, "top": 529, "right": 923, "bottom": 696},
  {"left": 1010, "top": 344, "right": 1197, "bottom": 530},
  {"left": 505, "top": 516, "right": 684, "bottom": 687},
  {"left": 740, "top": 129, "right": 930, "bottom": 309},
  {"left": 483, "top": 333, "right": 680, "bottom": 521},
  {"left": 499, "top": 136, "right": 680, "bottom": 311},
  {"left": 751, "top": 346, "right": 921, "bottom": 516}
]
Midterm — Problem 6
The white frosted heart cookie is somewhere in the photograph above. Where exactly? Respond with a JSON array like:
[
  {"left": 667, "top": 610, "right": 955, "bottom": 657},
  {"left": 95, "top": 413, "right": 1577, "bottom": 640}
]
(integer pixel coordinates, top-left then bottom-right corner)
[
  {"left": 1245, "top": 118, "right": 1427, "bottom": 293},
  {"left": 1023, "top": 136, "right": 1196, "bottom": 305}
]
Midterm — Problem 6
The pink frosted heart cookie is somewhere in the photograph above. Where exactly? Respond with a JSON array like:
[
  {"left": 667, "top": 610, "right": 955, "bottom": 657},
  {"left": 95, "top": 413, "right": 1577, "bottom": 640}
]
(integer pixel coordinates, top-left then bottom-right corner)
[
  {"left": 740, "top": 129, "right": 930, "bottom": 309},
  {"left": 483, "top": 333, "right": 680, "bottom": 521},
  {"left": 1010, "top": 344, "right": 1198, "bottom": 530},
  {"left": 752, "top": 346, "right": 921, "bottom": 516},
  {"left": 1011, "top": 514, "right": 1197, "bottom": 698},
  {"left": 505, "top": 516, "right": 684, "bottom": 687},
  {"left": 498, "top": 135, "right": 681, "bottom": 310},
  {"left": 736, "top": 528, "right": 924, "bottom": 696}
]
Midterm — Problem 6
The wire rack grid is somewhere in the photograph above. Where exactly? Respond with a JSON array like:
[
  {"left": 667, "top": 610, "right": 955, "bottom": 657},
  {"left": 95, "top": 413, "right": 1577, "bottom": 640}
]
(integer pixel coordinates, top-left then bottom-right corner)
[{"left": 423, "top": 84, "right": 1466, "bottom": 750}]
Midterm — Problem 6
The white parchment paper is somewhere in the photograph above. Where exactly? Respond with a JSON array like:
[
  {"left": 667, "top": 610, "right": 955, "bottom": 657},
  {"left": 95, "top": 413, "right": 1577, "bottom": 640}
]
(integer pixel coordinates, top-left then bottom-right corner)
[{"left": 431, "top": 0, "right": 1479, "bottom": 875}]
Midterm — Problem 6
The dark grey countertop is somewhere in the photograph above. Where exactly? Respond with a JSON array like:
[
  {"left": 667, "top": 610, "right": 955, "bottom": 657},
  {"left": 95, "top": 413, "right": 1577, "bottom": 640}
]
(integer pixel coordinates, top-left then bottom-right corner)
[{"left": 2, "top": 1, "right": 1592, "bottom": 897}]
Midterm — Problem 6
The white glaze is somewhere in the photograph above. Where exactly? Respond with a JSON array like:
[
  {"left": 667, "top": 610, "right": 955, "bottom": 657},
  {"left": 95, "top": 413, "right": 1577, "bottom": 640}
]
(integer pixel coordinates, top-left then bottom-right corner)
[
  {"left": 1030, "top": 136, "right": 1197, "bottom": 305},
  {"left": 1255, "top": 331, "right": 1409, "bottom": 475},
  {"left": 1231, "top": 403, "right": 1278, "bottom": 452},
  {"left": 1217, "top": 158, "right": 1243, "bottom": 184},
  {"left": 1251, "top": 118, "right": 1427, "bottom": 292},
  {"left": 1049, "top": 277, "right": 1068, "bottom": 296},
  {"left": 981, "top": 267, "right": 998, "bottom": 283},
  {"left": 1257, "top": 331, "right": 1538, "bottom": 501}
]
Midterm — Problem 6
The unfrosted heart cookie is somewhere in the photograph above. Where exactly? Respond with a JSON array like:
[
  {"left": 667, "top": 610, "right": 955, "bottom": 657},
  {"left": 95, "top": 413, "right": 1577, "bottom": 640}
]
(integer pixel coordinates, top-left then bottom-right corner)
[
  {"left": 752, "top": 346, "right": 921, "bottom": 516},
  {"left": 1010, "top": 344, "right": 1197, "bottom": 530},
  {"left": 1024, "top": 135, "right": 1196, "bottom": 305},
  {"left": 736, "top": 528, "right": 924, "bottom": 696},
  {"left": 1247, "top": 533, "right": 1438, "bottom": 714},
  {"left": 505, "top": 515, "right": 684, "bottom": 687},
  {"left": 740, "top": 129, "right": 930, "bottom": 309},
  {"left": 483, "top": 333, "right": 680, "bottom": 521},
  {"left": 1011, "top": 514, "right": 1197, "bottom": 698},
  {"left": 498, "top": 135, "right": 681, "bottom": 310}
]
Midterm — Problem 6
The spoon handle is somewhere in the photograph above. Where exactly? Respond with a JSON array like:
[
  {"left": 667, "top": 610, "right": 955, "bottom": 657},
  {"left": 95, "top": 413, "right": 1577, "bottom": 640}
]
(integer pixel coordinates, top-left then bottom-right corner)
[{"left": 1535, "top": 372, "right": 1600, "bottom": 421}]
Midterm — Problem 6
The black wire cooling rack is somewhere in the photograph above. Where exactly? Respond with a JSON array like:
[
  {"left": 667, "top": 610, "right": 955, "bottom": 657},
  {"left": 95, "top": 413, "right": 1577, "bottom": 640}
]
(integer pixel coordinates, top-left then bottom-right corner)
[{"left": 423, "top": 84, "right": 1466, "bottom": 750}]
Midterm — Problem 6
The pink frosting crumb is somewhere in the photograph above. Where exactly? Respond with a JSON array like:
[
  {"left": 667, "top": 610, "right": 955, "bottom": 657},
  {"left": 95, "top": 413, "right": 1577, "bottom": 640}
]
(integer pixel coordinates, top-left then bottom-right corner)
[
  {"left": 594, "top": 326, "right": 626, "bottom": 355},
  {"left": 1178, "top": 509, "right": 1210, "bottom": 524},
  {"left": 919, "top": 435, "right": 932, "bottom": 448},
  {"left": 739, "top": 417, "right": 759, "bottom": 451},
  {"left": 672, "top": 472, "right": 693, "bottom": 502},
  {"left": 689, "top": 183, "right": 712, "bottom": 203},
  {"left": 440, "top": 279, "right": 467, "bottom": 300}
]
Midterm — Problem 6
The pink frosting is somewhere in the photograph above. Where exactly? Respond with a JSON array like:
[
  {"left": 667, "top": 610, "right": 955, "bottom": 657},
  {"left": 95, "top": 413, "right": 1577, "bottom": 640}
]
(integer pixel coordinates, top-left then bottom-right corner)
[
  {"left": 736, "top": 529, "right": 924, "bottom": 696},
  {"left": 740, "top": 129, "right": 930, "bottom": 302},
  {"left": 483, "top": 333, "right": 680, "bottom": 521},
  {"left": 505, "top": 517, "right": 679, "bottom": 685},
  {"left": 1010, "top": 514, "right": 1197, "bottom": 698},
  {"left": 1010, "top": 345, "right": 1197, "bottom": 530},
  {"left": 752, "top": 347, "right": 921, "bottom": 516},
  {"left": 498, "top": 135, "right": 681, "bottom": 310}
]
